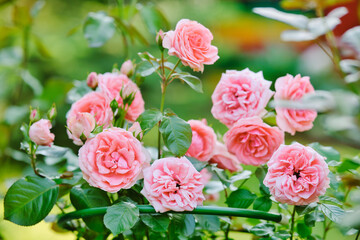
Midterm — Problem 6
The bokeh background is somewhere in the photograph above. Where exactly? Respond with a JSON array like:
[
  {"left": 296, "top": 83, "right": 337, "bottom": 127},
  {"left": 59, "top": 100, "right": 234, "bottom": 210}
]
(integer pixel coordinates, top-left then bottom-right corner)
[{"left": 0, "top": 0, "right": 359, "bottom": 239}]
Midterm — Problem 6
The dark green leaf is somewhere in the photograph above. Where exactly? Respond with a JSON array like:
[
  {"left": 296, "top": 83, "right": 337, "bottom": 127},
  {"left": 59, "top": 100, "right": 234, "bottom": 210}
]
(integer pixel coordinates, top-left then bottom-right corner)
[
  {"left": 250, "top": 223, "right": 275, "bottom": 236},
  {"left": 253, "top": 196, "right": 272, "bottom": 212},
  {"left": 70, "top": 184, "right": 110, "bottom": 232},
  {"left": 297, "top": 222, "right": 311, "bottom": 238},
  {"left": 159, "top": 115, "right": 192, "bottom": 157},
  {"left": 186, "top": 156, "right": 207, "bottom": 172},
  {"left": 319, "top": 196, "right": 343, "bottom": 206},
  {"left": 136, "top": 109, "right": 162, "bottom": 134},
  {"left": 226, "top": 189, "right": 256, "bottom": 209},
  {"left": 83, "top": 11, "right": 116, "bottom": 47},
  {"left": 136, "top": 61, "right": 159, "bottom": 77},
  {"left": 308, "top": 143, "right": 340, "bottom": 162},
  {"left": 328, "top": 171, "right": 340, "bottom": 189},
  {"left": 295, "top": 203, "right": 317, "bottom": 215},
  {"left": 4, "top": 176, "right": 59, "bottom": 226},
  {"left": 195, "top": 215, "right": 220, "bottom": 232},
  {"left": 338, "top": 158, "right": 360, "bottom": 173},
  {"left": 141, "top": 214, "right": 170, "bottom": 232},
  {"left": 104, "top": 202, "right": 139, "bottom": 235},
  {"left": 273, "top": 230, "right": 291, "bottom": 240},
  {"left": 319, "top": 203, "right": 345, "bottom": 224},
  {"left": 36, "top": 145, "right": 68, "bottom": 158},
  {"left": 304, "top": 211, "right": 325, "bottom": 227},
  {"left": 172, "top": 72, "right": 203, "bottom": 93}
]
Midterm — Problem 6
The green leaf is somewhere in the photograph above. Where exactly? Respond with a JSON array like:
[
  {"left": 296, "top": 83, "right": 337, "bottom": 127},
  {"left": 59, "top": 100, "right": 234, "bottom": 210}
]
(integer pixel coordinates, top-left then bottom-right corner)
[
  {"left": 136, "top": 61, "right": 159, "bottom": 77},
  {"left": 308, "top": 142, "right": 340, "bottom": 162},
  {"left": 172, "top": 72, "right": 203, "bottom": 93},
  {"left": 297, "top": 222, "right": 311, "bottom": 238},
  {"left": 273, "top": 230, "right": 291, "bottom": 240},
  {"left": 159, "top": 115, "right": 192, "bottom": 157},
  {"left": 295, "top": 203, "right": 317, "bottom": 215},
  {"left": 67, "top": 80, "right": 92, "bottom": 104},
  {"left": 338, "top": 158, "right": 360, "bottom": 173},
  {"left": 253, "top": 196, "right": 272, "bottom": 212},
  {"left": 70, "top": 184, "right": 110, "bottom": 232},
  {"left": 83, "top": 11, "right": 116, "bottom": 48},
  {"left": 304, "top": 211, "right": 325, "bottom": 227},
  {"left": 186, "top": 156, "right": 207, "bottom": 172},
  {"left": 319, "top": 196, "right": 343, "bottom": 206},
  {"left": 169, "top": 214, "right": 195, "bottom": 238},
  {"left": 136, "top": 109, "right": 162, "bottom": 134},
  {"left": 4, "top": 176, "right": 59, "bottom": 226},
  {"left": 141, "top": 214, "right": 170, "bottom": 232},
  {"left": 250, "top": 223, "right": 275, "bottom": 236},
  {"left": 103, "top": 202, "right": 139, "bottom": 235},
  {"left": 319, "top": 203, "right": 345, "bottom": 224},
  {"left": 139, "top": 4, "right": 166, "bottom": 35},
  {"left": 226, "top": 189, "right": 256, "bottom": 209},
  {"left": 21, "top": 69, "right": 43, "bottom": 96},
  {"left": 195, "top": 215, "right": 220, "bottom": 232},
  {"left": 36, "top": 145, "right": 69, "bottom": 158}
]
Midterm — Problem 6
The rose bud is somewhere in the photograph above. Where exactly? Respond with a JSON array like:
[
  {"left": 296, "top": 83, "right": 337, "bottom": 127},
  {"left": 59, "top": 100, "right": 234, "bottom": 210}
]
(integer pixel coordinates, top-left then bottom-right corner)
[
  {"left": 120, "top": 60, "right": 134, "bottom": 77},
  {"left": 29, "top": 108, "right": 40, "bottom": 122},
  {"left": 29, "top": 119, "right": 55, "bottom": 147},
  {"left": 87, "top": 72, "right": 98, "bottom": 89},
  {"left": 156, "top": 29, "right": 164, "bottom": 51},
  {"left": 67, "top": 112, "right": 96, "bottom": 145},
  {"left": 47, "top": 103, "right": 57, "bottom": 121}
]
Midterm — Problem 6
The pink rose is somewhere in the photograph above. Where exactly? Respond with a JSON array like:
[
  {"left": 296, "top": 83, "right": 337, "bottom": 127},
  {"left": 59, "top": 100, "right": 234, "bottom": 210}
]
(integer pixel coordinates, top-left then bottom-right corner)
[
  {"left": 98, "top": 72, "right": 144, "bottom": 122},
  {"left": 141, "top": 157, "right": 205, "bottom": 213},
  {"left": 224, "top": 117, "right": 284, "bottom": 166},
  {"left": 264, "top": 143, "right": 330, "bottom": 205},
  {"left": 274, "top": 74, "right": 317, "bottom": 135},
  {"left": 120, "top": 60, "right": 134, "bottom": 76},
  {"left": 79, "top": 128, "right": 150, "bottom": 193},
  {"left": 186, "top": 119, "right": 217, "bottom": 162},
  {"left": 67, "top": 112, "right": 96, "bottom": 145},
  {"left": 29, "top": 119, "right": 55, "bottom": 147},
  {"left": 67, "top": 92, "right": 113, "bottom": 128},
  {"left": 163, "top": 19, "right": 219, "bottom": 72},
  {"left": 87, "top": 72, "right": 98, "bottom": 89},
  {"left": 210, "top": 141, "right": 243, "bottom": 172},
  {"left": 211, "top": 69, "right": 274, "bottom": 127}
]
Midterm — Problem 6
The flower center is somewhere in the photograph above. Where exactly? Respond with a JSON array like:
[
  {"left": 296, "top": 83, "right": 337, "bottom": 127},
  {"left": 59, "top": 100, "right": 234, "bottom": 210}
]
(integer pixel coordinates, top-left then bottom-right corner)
[{"left": 294, "top": 170, "right": 301, "bottom": 179}]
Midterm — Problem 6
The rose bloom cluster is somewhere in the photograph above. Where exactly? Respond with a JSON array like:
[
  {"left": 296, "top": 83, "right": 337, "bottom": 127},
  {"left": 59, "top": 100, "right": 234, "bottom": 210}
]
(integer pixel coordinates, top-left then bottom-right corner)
[{"left": 28, "top": 18, "right": 329, "bottom": 212}]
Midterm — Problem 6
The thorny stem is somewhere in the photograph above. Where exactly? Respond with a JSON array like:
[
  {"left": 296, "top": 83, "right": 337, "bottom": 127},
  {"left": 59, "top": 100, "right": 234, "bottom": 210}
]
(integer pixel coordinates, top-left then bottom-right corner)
[
  {"left": 30, "top": 145, "right": 44, "bottom": 178},
  {"left": 355, "top": 230, "right": 360, "bottom": 240},
  {"left": 157, "top": 51, "right": 167, "bottom": 159},
  {"left": 290, "top": 206, "right": 296, "bottom": 240}
]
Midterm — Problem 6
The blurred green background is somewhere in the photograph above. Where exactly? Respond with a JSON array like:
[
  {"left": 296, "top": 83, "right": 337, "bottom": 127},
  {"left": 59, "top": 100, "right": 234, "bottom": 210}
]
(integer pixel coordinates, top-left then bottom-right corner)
[{"left": 0, "top": 0, "right": 359, "bottom": 239}]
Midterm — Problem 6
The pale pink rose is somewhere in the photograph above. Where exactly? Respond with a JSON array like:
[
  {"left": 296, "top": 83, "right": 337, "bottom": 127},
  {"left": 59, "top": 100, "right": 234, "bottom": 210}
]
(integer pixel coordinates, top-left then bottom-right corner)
[
  {"left": 274, "top": 74, "right": 317, "bottom": 135},
  {"left": 67, "top": 112, "right": 96, "bottom": 145},
  {"left": 98, "top": 72, "right": 144, "bottom": 122},
  {"left": 120, "top": 60, "right": 134, "bottom": 76},
  {"left": 141, "top": 157, "right": 205, "bottom": 213},
  {"left": 87, "top": 72, "right": 98, "bottom": 89},
  {"left": 186, "top": 119, "right": 217, "bottom": 162},
  {"left": 163, "top": 19, "right": 219, "bottom": 72},
  {"left": 29, "top": 119, "right": 55, "bottom": 147},
  {"left": 264, "top": 143, "right": 330, "bottom": 205},
  {"left": 224, "top": 117, "right": 284, "bottom": 166},
  {"left": 79, "top": 127, "right": 150, "bottom": 193},
  {"left": 211, "top": 69, "right": 274, "bottom": 128},
  {"left": 128, "top": 122, "right": 143, "bottom": 139},
  {"left": 67, "top": 92, "right": 113, "bottom": 128},
  {"left": 200, "top": 168, "right": 212, "bottom": 185},
  {"left": 210, "top": 141, "right": 243, "bottom": 172}
]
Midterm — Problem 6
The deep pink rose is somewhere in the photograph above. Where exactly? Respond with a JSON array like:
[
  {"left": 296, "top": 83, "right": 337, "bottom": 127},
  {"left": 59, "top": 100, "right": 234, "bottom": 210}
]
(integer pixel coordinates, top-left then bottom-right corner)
[
  {"left": 211, "top": 69, "right": 274, "bottom": 127},
  {"left": 210, "top": 141, "right": 243, "bottom": 172},
  {"left": 224, "top": 117, "right": 284, "bottom": 166},
  {"left": 274, "top": 74, "right": 317, "bottom": 135},
  {"left": 67, "top": 112, "right": 96, "bottom": 145},
  {"left": 163, "top": 19, "right": 219, "bottom": 72},
  {"left": 79, "top": 128, "right": 150, "bottom": 193},
  {"left": 67, "top": 91, "right": 112, "bottom": 128},
  {"left": 98, "top": 72, "right": 144, "bottom": 122},
  {"left": 186, "top": 119, "right": 217, "bottom": 162},
  {"left": 141, "top": 157, "right": 205, "bottom": 213},
  {"left": 29, "top": 119, "right": 55, "bottom": 147},
  {"left": 264, "top": 143, "right": 330, "bottom": 205}
]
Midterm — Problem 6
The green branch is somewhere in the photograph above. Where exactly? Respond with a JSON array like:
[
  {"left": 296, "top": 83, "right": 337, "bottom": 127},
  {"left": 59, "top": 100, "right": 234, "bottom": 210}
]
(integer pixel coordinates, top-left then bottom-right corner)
[{"left": 58, "top": 205, "right": 282, "bottom": 229}]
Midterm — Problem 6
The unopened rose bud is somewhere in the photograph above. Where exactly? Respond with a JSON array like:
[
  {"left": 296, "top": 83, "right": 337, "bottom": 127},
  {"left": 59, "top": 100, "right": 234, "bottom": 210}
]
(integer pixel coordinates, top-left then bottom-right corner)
[
  {"left": 120, "top": 82, "right": 137, "bottom": 106},
  {"left": 120, "top": 60, "right": 134, "bottom": 77},
  {"left": 47, "top": 103, "right": 57, "bottom": 121},
  {"left": 29, "top": 119, "right": 55, "bottom": 146},
  {"left": 67, "top": 112, "right": 96, "bottom": 146},
  {"left": 128, "top": 122, "right": 143, "bottom": 139},
  {"left": 110, "top": 99, "right": 118, "bottom": 113},
  {"left": 87, "top": 72, "right": 98, "bottom": 89},
  {"left": 29, "top": 108, "right": 40, "bottom": 122},
  {"left": 156, "top": 30, "right": 164, "bottom": 51}
]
